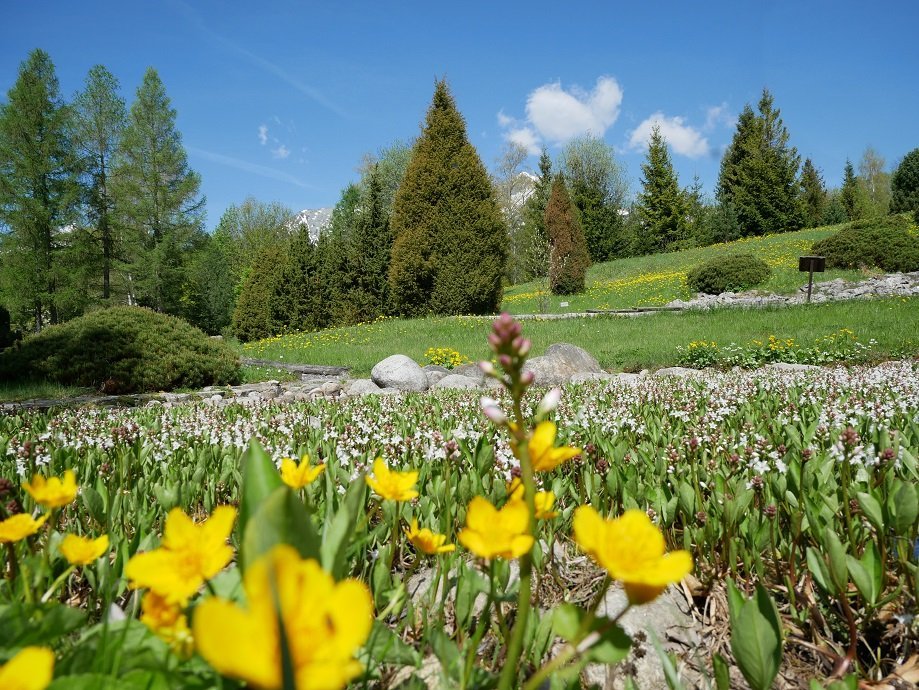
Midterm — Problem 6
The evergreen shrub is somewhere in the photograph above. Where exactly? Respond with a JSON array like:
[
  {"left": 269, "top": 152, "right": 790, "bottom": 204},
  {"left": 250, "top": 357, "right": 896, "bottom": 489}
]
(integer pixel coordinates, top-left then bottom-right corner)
[
  {"left": 811, "top": 215, "right": 919, "bottom": 272},
  {"left": 0, "top": 307, "right": 240, "bottom": 393},
  {"left": 686, "top": 254, "right": 771, "bottom": 294}
]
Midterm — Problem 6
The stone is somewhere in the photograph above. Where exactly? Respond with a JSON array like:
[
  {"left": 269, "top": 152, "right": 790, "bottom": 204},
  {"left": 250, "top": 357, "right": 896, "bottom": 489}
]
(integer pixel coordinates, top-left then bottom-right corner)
[
  {"left": 347, "top": 378, "right": 383, "bottom": 395},
  {"left": 569, "top": 372, "right": 618, "bottom": 384},
  {"left": 522, "top": 342, "right": 603, "bottom": 385},
  {"left": 653, "top": 367, "right": 700, "bottom": 378},
  {"left": 432, "top": 374, "right": 481, "bottom": 390},
  {"left": 320, "top": 381, "right": 342, "bottom": 395},
  {"left": 452, "top": 362, "right": 486, "bottom": 382},
  {"left": 371, "top": 355, "right": 429, "bottom": 392},
  {"left": 766, "top": 362, "right": 820, "bottom": 372},
  {"left": 425, "top": 370, "right": 449, "bottom": 386}
]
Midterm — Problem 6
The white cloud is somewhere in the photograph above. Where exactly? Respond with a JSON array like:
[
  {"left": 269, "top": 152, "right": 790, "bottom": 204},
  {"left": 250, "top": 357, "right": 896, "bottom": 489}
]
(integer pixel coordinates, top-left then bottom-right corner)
[
  {"left": 507, "top": 127, "right": 541, "bottom": 155},
  {"left": 704, "top": 103, "right": 735, "bottom": 131},
  {"left": 271, "top": 144, "right": 290, "bottom": 159},
  {"left": 258, "top": 124, "right": 268, "bottom": 145},
  {"left": 628, "top": 112, "right": 710, "bottom": 158},
  {"left": 526, "top": 76, "right": 623, "bottom": 144},
  {"left": 497, "top": 110, "right": 514, "bottom": 128}
]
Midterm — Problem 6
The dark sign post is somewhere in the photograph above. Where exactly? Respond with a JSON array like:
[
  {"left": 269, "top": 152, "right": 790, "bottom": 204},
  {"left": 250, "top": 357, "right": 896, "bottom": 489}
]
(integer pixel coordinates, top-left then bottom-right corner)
[{"left": 798, "top": 256, "right": 826, "bottom": 303}]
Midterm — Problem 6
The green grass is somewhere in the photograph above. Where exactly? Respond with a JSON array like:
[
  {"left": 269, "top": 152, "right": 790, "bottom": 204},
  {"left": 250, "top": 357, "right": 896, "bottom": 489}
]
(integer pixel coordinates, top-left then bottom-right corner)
[
  {"left": 0, "top": 379, "right": 89, "bottom": 402},
  {"left": 239, "top": 297, "right": 919, "bottom": 376},
  {"left": 502, "top": 224, "right": 868, "bottom": 314}
]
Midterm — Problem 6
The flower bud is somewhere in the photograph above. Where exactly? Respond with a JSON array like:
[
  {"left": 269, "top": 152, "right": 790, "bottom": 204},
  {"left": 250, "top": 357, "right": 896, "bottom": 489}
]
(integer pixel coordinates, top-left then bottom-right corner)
[
  {"left": 536, "top": 387, "right": 562, "bottom": 417},
  {"left": 478, "top": 360, "right": 496, "bottom": 376},
  {"left": 520, "top": 370, "right": 535, "bottom": 386},
  {"left": 480, "top": 397, "right": 507, "bottom": 425},
  {"left": 517, "top": 338, "right": 531, "bottom": 357},
  {"left": 498, "top": 354, "right": 513, "bottom": 369}
]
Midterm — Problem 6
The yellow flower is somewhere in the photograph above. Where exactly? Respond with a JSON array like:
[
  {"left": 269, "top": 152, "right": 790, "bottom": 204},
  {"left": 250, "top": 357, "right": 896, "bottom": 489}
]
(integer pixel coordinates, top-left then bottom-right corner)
[
  {"left": 507, "top": 479, "right": 558, "bottom": 520},
  {"left": 366, "top": 458, "right": 418, "bottom": 502},
  {"left": 22, "top": 470, "right": 78, "bottom": 509},
  {"left": 518, "top": 422, "right": 582, "bottom": 473},
  {"left": 458, "top": 496, "right": 533, "bottom": 560},
  {"left": 60, "top": 534, "right": 109, "bottom": 566},
  {"left": 0, "top": 646, "right": 54, "bottom": 690},
  {"left": 193, "top": 544, "right": 373, "bottom": 690},
  {"left": 404, "top": 519, "right": 455, "bottom": 555},
  {"left": 141, "top": 591, "right": 194, "bottom": 659},
  {"left": 573, "top": 506, "right": 693, "bottom": 605},
  {"left": 280, "top": 455, "right": 325, "bottom": 489},
  {"left": 126, "top": 506, "right": 236, "bottom": 604},
  {"left": 0, "top": 513, "right": 48, "bottom": 543}
]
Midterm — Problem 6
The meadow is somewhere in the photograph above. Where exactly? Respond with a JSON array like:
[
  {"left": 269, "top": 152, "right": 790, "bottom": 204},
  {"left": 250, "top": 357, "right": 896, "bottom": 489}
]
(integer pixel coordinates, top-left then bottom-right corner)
[{"left": 1, "top": 320, "right": 916, "bottom": 687}]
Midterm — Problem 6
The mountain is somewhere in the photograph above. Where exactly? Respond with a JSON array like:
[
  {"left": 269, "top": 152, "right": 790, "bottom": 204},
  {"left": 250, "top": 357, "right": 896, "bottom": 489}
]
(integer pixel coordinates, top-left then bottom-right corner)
[{"left": 293, "top": 208, "right": 333, "bottom": 241}]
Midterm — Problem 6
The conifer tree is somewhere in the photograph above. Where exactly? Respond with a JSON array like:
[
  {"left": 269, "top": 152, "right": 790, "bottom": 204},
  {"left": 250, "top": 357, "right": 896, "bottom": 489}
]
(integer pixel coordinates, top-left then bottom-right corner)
[
  {"left": 389, "top": 80, "right": 507, "bottom": 316},
  {"left": 520, "top": 148, "right": 553, "bottom": 280},
  {"left": 348, "top": 165, "right": 392, "bottom": 321},
  {"left": 890, "top": 148, "right": 919, "bottom": 220},
  {"left": 840, "top": 160, "right": 862, "bottom": 221},
  {"left": 635, "top": 126, "right": 689, "bottom": 253},
  {"left": 113, "top": 68, "right": 204, "bottom": 314},
  {"left": 231, "top": 243, "right": 288, "bottom": 342},
  {"left": 73, "top": 64, "right": 126, "bottom": 301},
  {"left": 547, "top": 174, "right": 590, "bottom": 295},
  {"left": 0, "top": 49, "right": 82, "bottom": 330},
  {"left": 799, "top": 158, "right": 827, "bottom": 228},
  {"left": 716, "top": 89, "right": 804, "bottom": 235}
]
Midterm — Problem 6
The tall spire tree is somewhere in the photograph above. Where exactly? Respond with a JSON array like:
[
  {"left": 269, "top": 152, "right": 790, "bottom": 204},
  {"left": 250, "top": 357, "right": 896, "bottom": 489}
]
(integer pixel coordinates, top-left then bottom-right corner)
[
  {"left": 798, "top": 158, "right": 827, "bottom": 228},
  {"left": 840, "top": 159, "right": 862, "bottom": 221},
  {"left": 635, "top": 125, "right": 688, "bottom": 253},
  {"left": 73, "top": 64, "right": 127, "bottom": 301},
  {"left": 113, "top": 67, "right": 204, "bottom": 314},
  {"left": 348, "top": 164, "right": 393, "bottom": 321},
  {"left": 0, "top": 49, "right": 82, "bottom": 331},
  {"left": 520, "top": 148, "right": 553, "bottom": 280},
  {"left": 389, "top": 79, "right": 507, "bottom": 316},
  {"left": 547, "top": 174, "right": 590, "bottom": 295}
]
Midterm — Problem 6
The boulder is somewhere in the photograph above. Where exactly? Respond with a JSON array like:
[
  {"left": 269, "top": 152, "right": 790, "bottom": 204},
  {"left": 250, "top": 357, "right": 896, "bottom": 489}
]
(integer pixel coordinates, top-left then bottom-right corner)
[
  {"left": 765, "top": 362, "right": 820, "bottom": 372},
  {"left": 653, "top": 367, "right": 700, "bottom": 378},
  {"left": 522, "top": 342, "right": 603, "bottom": 385},
  {"left": 432, "top": 374, "right": 481, "bottom": 390},
  {"left": 423, "top": 364, "right": 450, "bottom": 387},
  {"left": 452, "top": 363, "right": 486, "bottom": 382},
  {"left": 371, "top": 355, "right": 429, "bottom": 392},
  {"left": 347, "top": 378, "right": 383, "bottom": 395}
]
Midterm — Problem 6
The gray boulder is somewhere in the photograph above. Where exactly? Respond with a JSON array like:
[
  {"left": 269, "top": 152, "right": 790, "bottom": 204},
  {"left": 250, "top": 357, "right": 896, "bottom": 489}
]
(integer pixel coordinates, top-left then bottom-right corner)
[
  {"left": 766, "top": 362, "right": 820, "bottom": 372},
  {"left": 452, "top": 363, "right": 486, "bottom": 382},
  {"left": 432, "top": 374, "right": 481, "bottom": 390},
  {"left": 522, "top": 342, "right": 603, "bottom": 386},
  {"left": 423, "top": 364, "right": 450, "bottom": 387},
  {"left": 347, "top": 378, "right": 384, "bottom": 395},
  {"left": 371, "top": 355, "right": 429, "bottom": 392}
]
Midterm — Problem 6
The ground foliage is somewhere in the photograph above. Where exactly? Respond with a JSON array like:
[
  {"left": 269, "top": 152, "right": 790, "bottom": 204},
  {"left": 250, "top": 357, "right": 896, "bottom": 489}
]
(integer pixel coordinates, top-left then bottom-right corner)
[
  {"left": 686, "top": 254, "right": 772, "bottom": 295},
  {"left": 811, "top": 215, "right": 919, "bottom": 273}
]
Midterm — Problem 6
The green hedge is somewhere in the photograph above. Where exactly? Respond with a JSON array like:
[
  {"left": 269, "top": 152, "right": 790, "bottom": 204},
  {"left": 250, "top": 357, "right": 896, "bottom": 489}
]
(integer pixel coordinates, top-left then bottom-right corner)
[
  {"left": 0, "top": 307, "right": 240, "bottom": 393},
  {"left": 686, "top": 254, "right": 771, "bottom": 295},
  {"left": 811, "top": 215, "right": 919, "bottom": 273}
]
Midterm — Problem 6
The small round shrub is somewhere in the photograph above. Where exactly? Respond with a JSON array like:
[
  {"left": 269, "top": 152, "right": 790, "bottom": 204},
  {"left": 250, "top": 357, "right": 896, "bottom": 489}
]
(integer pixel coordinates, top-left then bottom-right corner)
[
  {"left": 686, "top": 254, "right": 771, "bottom": 295},
  {"left": 811, "top": 215, "right": 919, "bottom": 273},
  {"left": 0, "top": 307, "right": 241, "bottom": 393}
]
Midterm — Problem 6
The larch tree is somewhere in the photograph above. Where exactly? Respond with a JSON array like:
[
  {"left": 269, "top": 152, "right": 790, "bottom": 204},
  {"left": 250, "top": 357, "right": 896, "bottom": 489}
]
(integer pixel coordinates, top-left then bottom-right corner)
[
  {"left": 635, "top": 125, "right": 688, "bottom": 253},
  {"left": 0, "top": 49, "right": 82, "bottom": 331},
  {"left": 389, "top": 79, "right": 507, "bottom": 316},
  {"left": 546, "top": 174, "right": 590, "bottom": 295},
  {"left": 113, "top": 67, "right": 204, "bottom": 314}
]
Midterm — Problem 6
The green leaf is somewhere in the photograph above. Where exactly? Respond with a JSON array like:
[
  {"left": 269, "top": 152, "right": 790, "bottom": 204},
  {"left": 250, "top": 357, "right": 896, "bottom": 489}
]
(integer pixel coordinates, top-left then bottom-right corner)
[
  {"left": 855, "top": 491, "right": 885, "bottom": 532},
  {"left": 713, "top": 653, "right": 731, "bottom": 690},
  {"left": 806, "top": 546, "right": 831, "bottom": 594},
  {"left": 0, "top": 602, "right": 87, "bottom": 648},
  {"left": 48, "top": 671, "right": 172, "bottom": 690},
  {"left": 552, "top": 603, "right": 583, "bottom": 643},
  {"left": 81, "top": 486, "right": 106, "bottom": 525},
  {"left": 359, "top": 619, "right": 421, "bottom": 667},
  {"left": 648, "top": 629, "right": 684, "bottom": 689},
  {"left": 241, "top": 487, "right": 320, "bottom": 570},
  {"left": 845, "top": 556, "right": 874, "bottom": 606},
  {"left": 320, "top": 476, "right": 366, "bottom": 579},
  {"left": 726, "top": 580, "right": 782, "bottom": 690},
  {"left": 824, "top": 530, "right": 849, "bottom": 594},
  {"left": 583, "top": 619, "right": 631, "bottom": 665},
  {"left": 891, "top": 481, "right": 918, "bottom": 535},
  {"left": 239, "top": 439, "right": 284, "bottom": 545}
]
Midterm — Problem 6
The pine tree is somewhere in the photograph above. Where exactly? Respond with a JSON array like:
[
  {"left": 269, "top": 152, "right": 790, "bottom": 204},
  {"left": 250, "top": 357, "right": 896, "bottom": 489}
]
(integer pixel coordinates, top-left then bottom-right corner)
[
  {"left": 840, "top": 160, "right": 862, "bottom": 221},
  {"left": 635, "top": 126, "right": 689, "bottom": 253},
  {"left": 547, "top": 174, "right": 590, "bottom": 295},
  {"left": 0, "top": 49, "right": 82, "bottom": 331},
  {"left": 799, "top": 158, "right": 827, "bottom": 228},
  {"left": 73, "top": 65, "right": 126, "bottom": 302},
  {"left": 389, "top": 80, "right": 507, "bottom": 316},
  {"left": 113, "top": 68, "right": 204, "bottom": 314},
  {"left": 231, "top": 243, "right": 288, "bottom": 342},
  {"left": 281, "top": 223, "right": 327, "bottom": 332},
  {"left": 520, "top": 148, "right": 553, "bottom": 280},
  {"left": 348, "top": 165, "right": 393, "bottom": 321},
  {"left": 716, "top": 89, "right": 804, "bottom": 236},
  {"left": 890, "top": 148, "right": 919, "bottom": 220}
]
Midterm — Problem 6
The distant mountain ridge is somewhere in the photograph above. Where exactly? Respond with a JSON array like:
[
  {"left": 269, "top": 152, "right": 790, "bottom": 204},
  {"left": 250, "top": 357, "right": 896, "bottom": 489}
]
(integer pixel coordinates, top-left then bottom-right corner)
[{"left": 294, "top": 208, "right": 333, "bottom": 241}]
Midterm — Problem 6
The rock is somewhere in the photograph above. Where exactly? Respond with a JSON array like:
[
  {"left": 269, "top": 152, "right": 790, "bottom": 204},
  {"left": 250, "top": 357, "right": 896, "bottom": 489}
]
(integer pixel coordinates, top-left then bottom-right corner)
[
  {"left": 653, "top": 367, "right": 700, "bottom": 378},
  {"left": 423, "top": 364, "right": 450, "bottom": 375},
  {"left": 371, "top": 355, "right": 429, "bottom": 392},
  {"left": 523, "top": 343, "right": 603, "bottom": 385},
  {"left": 347, "top": 379, "right": 383, "bottom": 395},
  {"left": 320, "top": 381, "right": 341, "bottom": 395},
  {"left": 452, "top": 363, "right": 486, "bottom": 382},
  {"left": 766, "top": 362, "right": 820, "bottom": 372},
  {"left": 569, "top": 372, "right": 618, "bottom": 384},
  {"left": 432, "top": 374, "right": 481, "bottom": 390}
]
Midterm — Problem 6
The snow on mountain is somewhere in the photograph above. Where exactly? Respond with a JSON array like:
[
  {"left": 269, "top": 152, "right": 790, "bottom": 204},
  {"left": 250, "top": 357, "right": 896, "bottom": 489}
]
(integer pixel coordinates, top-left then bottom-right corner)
[{"left": 293, "top": 208, "right": 333, "bottom": 241}]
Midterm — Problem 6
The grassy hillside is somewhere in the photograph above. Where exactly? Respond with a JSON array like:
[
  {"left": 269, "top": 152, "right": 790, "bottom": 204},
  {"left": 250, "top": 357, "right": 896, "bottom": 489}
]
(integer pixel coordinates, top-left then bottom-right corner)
[
  {"left": 240, "top": 297, "right": 919, "bottom": 376},
  {"left": 502, "top": 224, "right": 865, "bottom": 314}
]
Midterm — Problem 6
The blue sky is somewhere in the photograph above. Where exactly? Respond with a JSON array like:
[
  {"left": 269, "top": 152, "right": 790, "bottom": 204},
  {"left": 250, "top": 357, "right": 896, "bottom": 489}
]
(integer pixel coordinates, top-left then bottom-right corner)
[{"left": 3, "top": 1, "right": 918, "bottom": 230}]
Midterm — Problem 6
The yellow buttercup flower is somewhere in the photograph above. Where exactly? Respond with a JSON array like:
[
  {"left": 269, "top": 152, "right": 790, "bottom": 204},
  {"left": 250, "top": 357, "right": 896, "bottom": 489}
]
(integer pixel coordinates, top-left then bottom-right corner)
[
  {"left": 0, "top": 513, "right": 48, "bottom": 543},
  {"left": 22, "top": 470, "right": 78, "bottom": 509},
  {"left": 404, "top": 519, "right": 455, "bottom": 555},
  {"left": 573, "top": 506, "right": 693, "bottom": 605},
  {"left": 520, "top": 422, "right": 581, "bottom": 472},
  {"left": 507, "top": 479, "right": 559, "bottom": 520},
  {"left": 141, "top": 591, "right": 194, "bottom": 659},
  {"left": 194, "top": 544, "right": 373, "bottom": 690},
  {"left": 0, "top": 646, "right": 54, "bottom": 690},
  {"left": 458, "top": 496, "right": 533, "bottom": 560},
  {"left": 366, "top": 458, "right": 418, "bottom": 502},
  {"left": 60, "top": 534, "right": 109, "bottom": 566},
  {"left": 126, "top": 506, "right": 236, "bottom": 604},
  {"left": 280, "top": 455, "right": 325, "bottom": 489}
]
